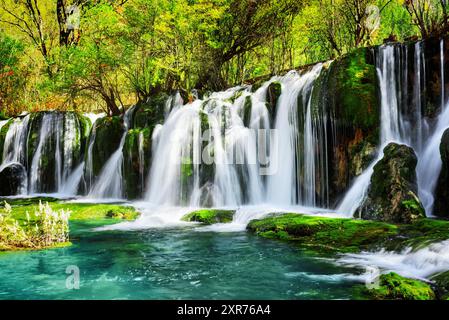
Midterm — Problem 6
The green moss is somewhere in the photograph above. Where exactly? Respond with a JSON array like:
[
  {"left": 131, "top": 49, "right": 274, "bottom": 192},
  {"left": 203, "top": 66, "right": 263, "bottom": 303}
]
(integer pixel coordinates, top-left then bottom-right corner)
[
  {"left": 332, "top": 48, "right": 379, "bottom": 130},
  {"left": 0, "top": 198, "right": 139, "bottom": 224},
  {"left": 247, "top": 213, "right": 398, "bottom": 253},
  {"left": 182, "top": 209, "right": 235, "bottom": 224},
  {"left": 367, "top": 272, "right": 435, "bottom": 300}
]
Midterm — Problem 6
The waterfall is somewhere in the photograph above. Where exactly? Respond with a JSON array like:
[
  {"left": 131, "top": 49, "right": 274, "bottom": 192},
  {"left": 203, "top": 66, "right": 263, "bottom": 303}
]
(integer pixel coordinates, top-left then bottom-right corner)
[
  {"left": 144, "top": 66, "right": 326, "bottom": 209},
  {"left": 28, "top": 113, "right": 75, "bottom": 194},
  {"left": 266, "top": 65, "right": 324, "bottom": 206},
  {"left": 1, "top": 115, "right": 30, "bottom": 171},
  {"left": 88, "top": 107, "right": 136, "bottom": 199},
  {"left": 339, "top": 41, "right": 449, "bottom": 216},
  {"left": 441, "top": 39, "right": 445, "bottom": 111},
  {"left": 0, "top": 112, "right": 89, "bottom": 197}
]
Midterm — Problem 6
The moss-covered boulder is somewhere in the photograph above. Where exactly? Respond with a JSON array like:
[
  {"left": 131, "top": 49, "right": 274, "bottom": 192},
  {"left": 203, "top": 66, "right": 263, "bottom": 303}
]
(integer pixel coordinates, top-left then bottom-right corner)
[
  {"left": 356, "top": 143, "right": 425, "bottom": 223},
  {"left": 0, "top": 163, "right": 26, "bottom": 196},
  {"left": 310, "top": 48, "right": 380, "bottom": 205},
  {"left": 366, "top": 272, "right": 435, "bottom": 300},
  {"left": 182, "top": 209, "right": 235, "bottom": 224},
  {"left": 434, "top": 128, "right": 449, "bottom": 217},
  {"left": 247, "top": 213, "right": 397, "bottom": 253},
  {"left": 88, "top": 116, "right": 124, "bottom": 179}
]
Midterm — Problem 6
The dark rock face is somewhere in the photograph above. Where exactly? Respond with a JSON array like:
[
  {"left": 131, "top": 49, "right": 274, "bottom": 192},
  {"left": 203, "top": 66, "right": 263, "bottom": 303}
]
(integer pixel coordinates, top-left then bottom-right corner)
[
  {"left": 123, "top": 94, "right": 167, "bottom": 199},
  {"left": 356, "top": 143, "right": 425, "bottom": 223},
  {"left": 310, "top": 47, "right": 380, "bottom": 206},
  {"left": 434, "top": 128, "right": 449, "bottom": 217},
  {"left": 0, "top": 163, "right": 26, "bottom": 196},
  {"left": 89, "top": 116, "right": 125, "bottom": 180},
  {"left": 266, "top": 81, "right": 282, "bottom": 124}
]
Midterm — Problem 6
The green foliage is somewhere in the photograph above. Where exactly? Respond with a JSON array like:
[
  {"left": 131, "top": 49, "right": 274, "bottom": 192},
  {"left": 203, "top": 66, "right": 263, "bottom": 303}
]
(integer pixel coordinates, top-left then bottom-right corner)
[
  {"left": 367, "top": 272, "right": 435, "bottom": 300},
  {"left": 0, "top": 0, "right": 443, "bottom": 114},
  {"left": 182, "top": 209, "right": 235, "bottom": 224},
  {"left": 0, "top": 201, "right": 70, "bottom": 251}
]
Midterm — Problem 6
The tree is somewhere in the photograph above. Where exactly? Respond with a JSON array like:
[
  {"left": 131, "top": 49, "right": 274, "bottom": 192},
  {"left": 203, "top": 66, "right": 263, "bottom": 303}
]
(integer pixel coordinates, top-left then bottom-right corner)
[
  {"left": 59, "top": 3, "right": 132, "bottom": 115},
  {"left": 0, "top": 34, "right": 25, "bottom": 114},
  {"left": 404, "top": 0, "right": 449, "bottom": 38}
]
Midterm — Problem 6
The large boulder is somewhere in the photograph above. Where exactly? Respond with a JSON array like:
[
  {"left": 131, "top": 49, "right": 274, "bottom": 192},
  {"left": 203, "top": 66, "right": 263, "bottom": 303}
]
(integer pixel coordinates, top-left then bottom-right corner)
[
  {"left": 0, "top": 163, "right": 26, "bottom": 196},
  {"left": 434, "top": 128, "right": 449, "bottom": 217},
  {"left": 355, "top": 143, "right": 425, "bottom": 223}
]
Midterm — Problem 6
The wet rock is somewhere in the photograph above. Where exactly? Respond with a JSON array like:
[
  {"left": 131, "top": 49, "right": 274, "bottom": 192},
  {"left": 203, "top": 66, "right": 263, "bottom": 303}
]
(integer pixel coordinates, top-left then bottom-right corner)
[
  {"left": 356, "top": 143, "right": 425, "bottom": 223},
  {"left": 182, "top": 209, "right": 235, "bottom": 224},
  {"left": 434, "top": 128, "right": 449, "bottom": 217},
  {"left": 0, "top": 163, "right": 26, "bottom": 196}
]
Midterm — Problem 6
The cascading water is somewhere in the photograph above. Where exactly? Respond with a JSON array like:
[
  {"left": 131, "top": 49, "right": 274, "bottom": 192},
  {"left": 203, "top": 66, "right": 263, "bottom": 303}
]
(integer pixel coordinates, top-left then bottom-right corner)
[
  {"left": 338, "top": 41, "right": 449, "bottom": 216},
  {"left": 1, "top": 115, "right": 30, "bottom": 170},
  {"left": 88, "top": 106, "right": 137, "bottom": 199},
  {"left": 144, "top": 65, "right": 327, "bottom": 211},
  {"left": 0, "top": 112, "right": 90, "bottom": 197}
]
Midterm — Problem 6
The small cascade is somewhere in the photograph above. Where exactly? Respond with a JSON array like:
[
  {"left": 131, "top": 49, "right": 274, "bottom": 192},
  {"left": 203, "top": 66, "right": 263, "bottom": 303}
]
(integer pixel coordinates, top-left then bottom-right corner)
[
  {"left": 88, "top": 106, "right": 137, "bottom": 199},
  {"left": 337, "top": 239, "right": 449, "bottom": 281},
  {"left": 59, "top": 162, "right": 85, "bottom": 196},
  {"left": 1, "top": 115, "right": 30, "bottom": 169}
]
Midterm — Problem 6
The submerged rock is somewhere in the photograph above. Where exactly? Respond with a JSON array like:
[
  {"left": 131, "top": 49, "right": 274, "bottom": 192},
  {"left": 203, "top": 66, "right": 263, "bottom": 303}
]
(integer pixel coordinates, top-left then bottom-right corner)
[
  {"left": 366, "top": 272, "right": 435, "bottom": 300},
  {"left": 0, "top": 163, "right": 26, "bottom": 196},
  {"left": 356, "top": 143, "right": 425, "bottom": 223},
  {"left": 434, "top": 128, "right": 449, "bottom": 217},
  {"left": 182, "top": 209, "right": 235, "bottom": 224}
]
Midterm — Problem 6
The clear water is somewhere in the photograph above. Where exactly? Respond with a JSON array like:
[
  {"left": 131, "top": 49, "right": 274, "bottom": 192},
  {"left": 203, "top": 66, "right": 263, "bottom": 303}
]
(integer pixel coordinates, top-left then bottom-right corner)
[{"left": 0, "top": 220, "right": 361, "bottom": 300}]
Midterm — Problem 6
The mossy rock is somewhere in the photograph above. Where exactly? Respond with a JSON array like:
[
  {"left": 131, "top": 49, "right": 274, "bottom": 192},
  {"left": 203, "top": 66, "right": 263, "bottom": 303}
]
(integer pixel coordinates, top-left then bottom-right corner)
[
  {"left": 133, "top": 93, "right": 168, "bottom": 129},
  {"left": 105, "top": 208, "right": 137, "bottom": 220},
  {"left": 308, "top": 48, "right": 380, "bottom": 205},
  {"left": 356, "top": 143, "right": 425, "bottom": 223},
  {"left": 182, "top": 209, "right": 236, "bottom": 225},
  {"left": 367, "top": 272, "right": 435, "bottom": 300},
  {"left": 247, "top": 213, "right": 398, "bottom": 253}
]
